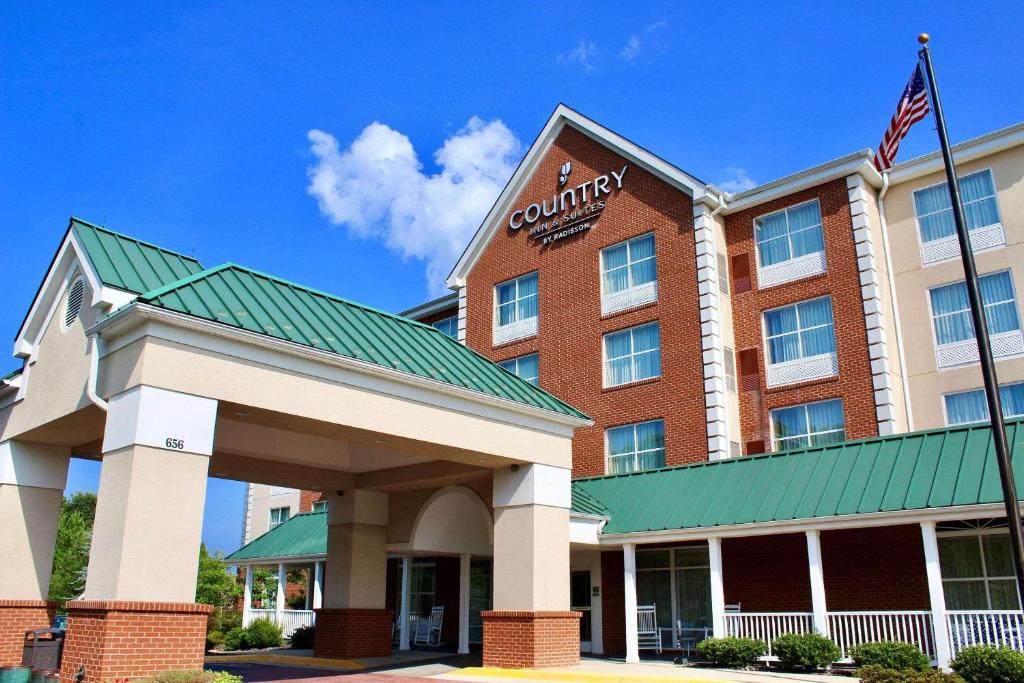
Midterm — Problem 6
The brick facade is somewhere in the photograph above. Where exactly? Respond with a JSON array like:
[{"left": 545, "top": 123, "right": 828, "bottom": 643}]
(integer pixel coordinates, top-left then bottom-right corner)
[
  {"left": 481, "top": 611, "right": 581, "bottom": 668},
  {"left": 464, "top": 126, "right": 707, "bottom": 477},
  {"left": 600, "top": 551, "right": 625, "bottom": 656},
  {"left": 298, "top": 490, "right": 325, "bottom": 512},
  {"left": 60, "top": 601, "right": 211, "bottom": 683},
  {"left": 822, "top": 525, "right": 930, "bottom": 610},
  {"left": 723, "top": 534, "right": 813, "bottom": 612},
  {"left": 313, "top": 608, "right": 393, "bottom": 658},
  {"left": 0, "top": 600, "right": 56, "bottom": 666},
  {"left": 725, "top": 179, "right": 878, "bottom": 454}
]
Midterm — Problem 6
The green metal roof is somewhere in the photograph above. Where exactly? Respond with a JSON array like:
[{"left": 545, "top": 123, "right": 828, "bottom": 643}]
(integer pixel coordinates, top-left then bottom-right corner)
[
  {"left": 135, "top": 263, "right": 587, "bottom": 420},
  {"left": 226, "top": 511, "right": 327, "bottom": 562},
  {"left": 572, "top": 419, "right": 1024, "bottom": 535},
  {"left": 71, "top": 218, "right": 204, "bottom": 294},
  {"left": 572, "top": 486, "right": 611, "bottom": 517}
]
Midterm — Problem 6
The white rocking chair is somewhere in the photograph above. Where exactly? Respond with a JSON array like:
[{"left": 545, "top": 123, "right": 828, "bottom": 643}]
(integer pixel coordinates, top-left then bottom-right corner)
[
  {"left": 414, "top": 605, "right": 445, "bottom": 647},
  {"left": 637, "top": 604, "right": 662, "bottom": 654}
]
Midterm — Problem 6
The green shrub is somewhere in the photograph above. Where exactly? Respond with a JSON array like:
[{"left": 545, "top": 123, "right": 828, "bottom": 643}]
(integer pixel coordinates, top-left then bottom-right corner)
[
  {"left": 207, "top": 608, "right": 242, "bottom": 635},
  {"left": 950, "top": 645, "right": 1024, "bottom": 683},
  {"left": 852, "top": 641, "right": 931, "bottom": 672},
  {"left": 857, "top": 665, "right": 964, "bottom": 683},
  {"left": 243, "top": 618, "right": 283, "bottom": 649},
  {"left": 136, "top": 671, "right": 243, "bottom": 683},
  {"left": 771, "top": 632, "right": 841, "bottom": 670},
  {"left": 289, "top": 624, "right": 315, "bottom": 649},
  {"left": 695, "top": 636, "right": 766, "bottom": 668},
  {"left": 223, "top": 627, "right": 247, "bottom": 651},
  {"left": 208, "top": 672, "right": 243, "bottom": 683},
  {"left": 205, "top": 630, "right": 224, "bottom": 650}
]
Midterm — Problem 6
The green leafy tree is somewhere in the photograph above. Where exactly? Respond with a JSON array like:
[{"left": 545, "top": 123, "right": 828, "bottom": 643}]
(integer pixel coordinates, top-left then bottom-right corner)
[
  {"left": 250, "top": 567, "right": 278, "bottom": 607},
  {"left": 195, "top": 544, "right": 242, "bottom": 607},
  {"left": 48, "top": 492, "right": 97, "bottom": 606}
]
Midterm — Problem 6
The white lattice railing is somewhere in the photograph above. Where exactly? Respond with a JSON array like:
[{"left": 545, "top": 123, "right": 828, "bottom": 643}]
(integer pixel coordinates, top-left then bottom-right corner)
[
  {"left": 828, "top": 611, "right": 936, "bottom": 662},
  {"left": 921, "top": 223, "right": 1005, "bottom": 266},
  {"left": 765, "top": 352, "right": 838, "bottom": 388},
  {"left": 493, "top": 316, "right": 538, "bottom": 346},
  {"left": 723, "top": 613, "right": 814, "bottom": 657},
  {"left": 602, "top": 281, "right": 658, "bottom": 316},
  {"left": 947, "top": 611, "right": 1024, "bottom": 655},
  {"left": 936, "top": 330, "right": 1024, "bottom": 369},
  {"left": 243, "top": 609, "right": 315, "bottom": 637},
  {"left": 758, "top": 252, "right": 827, "bottom": 289}
]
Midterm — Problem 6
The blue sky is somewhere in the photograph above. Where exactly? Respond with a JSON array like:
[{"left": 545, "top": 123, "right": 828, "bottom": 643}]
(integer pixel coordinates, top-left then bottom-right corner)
[{"left": 2, "top": 2, "right": 1022, "bottom": 554}]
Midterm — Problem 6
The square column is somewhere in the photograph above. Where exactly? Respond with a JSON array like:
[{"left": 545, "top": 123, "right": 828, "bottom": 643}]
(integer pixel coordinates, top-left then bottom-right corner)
[
  {"left": 623, "top": 543, "right": 639, "bottom": 664},
  {"left": 708, "top": 537, "right": 726, "bottom": 638},
  {"left": 458, "top": 553, "right": 471, "bottom": 655},
  {"left": 242, "top": 568, "right": 254, "bottom": 627},
  {"left": 483, "top": 464, "right": 580, "bottom": 668},
  {"left": 314, "top": 489, "right": 392, "bottom": 659},
  {"left": 312, "top": 561, "right": 324, "bottom": 610},
  {"left": 921, "top": 522, "right": 953, "bottom": 670},
  {"left": 805, "top": 530, "right": 829, "bottom": 636},
  {"left": 398, "top": 556, "right": 412, "bottom": 650},
  {"left": 62, "top": 386, "right": 217, "bottom": 683},
  {"left": 0, "top": 440, "right": 68, "bottom": 665}
]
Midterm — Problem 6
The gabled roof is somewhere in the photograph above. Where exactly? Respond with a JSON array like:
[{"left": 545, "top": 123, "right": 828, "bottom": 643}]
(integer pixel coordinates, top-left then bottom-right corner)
[
  {"left": 227, "top": 511, "right": 327, "bottom": 562},
  {"left": 134, "top": 263, "right": 588, "bottom": 420},
  {"left": 446, "top": 104, "right": 708, "bottom": 288},
  {"left": 71, "top": 218, "right": 204, "bottom": 294},
  {"left": 573, "top": 418, "right": 1024, "bottom": 535}
]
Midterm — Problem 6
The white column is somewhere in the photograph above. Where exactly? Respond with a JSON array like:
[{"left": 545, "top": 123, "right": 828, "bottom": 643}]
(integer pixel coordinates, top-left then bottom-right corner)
[
  {"left": 806, "top": 530, "right": 829, "bottom": 635},
  {"left": 708, "top": 537, "right": 726, "bottom": 638},
  {"left": 458, "top": 553, "right": 471, "bottom": 654},
  {"left": 242, "top": 567, "right": 254, "bottom": 626},
  {"left": 312, "top": 560, "right": 324, "bottom": 610},
  {"left": 921, "top": 521, "right": 953, "bottom": 670},
  {"left": 399, "top": 555, "right": 412, "bottom": 650},
  {"left": 276, "top": 562, "right": 287, "bottom": 623},
  {"left": 623, "top": 543, "right": 639, "bottom": 664}
]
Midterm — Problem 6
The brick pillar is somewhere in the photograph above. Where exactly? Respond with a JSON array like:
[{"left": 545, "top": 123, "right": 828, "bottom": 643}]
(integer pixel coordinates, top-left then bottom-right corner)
[
  {"left": 481, "top": 611, "right": 581, "bottom": 668},
  {"left": 60, "top": 601, "right": 212, "bottom": 683},
  {"left": 0, "top": 600, "right": 57, "bottom": 666},
  {"left": 313, "top": 609, "right": 393, "bottom": 659}
]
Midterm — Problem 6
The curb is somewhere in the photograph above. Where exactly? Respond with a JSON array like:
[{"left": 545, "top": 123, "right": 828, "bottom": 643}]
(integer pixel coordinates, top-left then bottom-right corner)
[
  {"left": 205, "top": 653, "right": 365, "bottom": 670},
  {"left": 441, "top": 667, "right": 713, "bottom": 683}
]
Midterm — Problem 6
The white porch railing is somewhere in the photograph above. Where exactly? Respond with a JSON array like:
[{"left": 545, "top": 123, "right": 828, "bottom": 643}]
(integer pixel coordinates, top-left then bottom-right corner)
[
  {"left": 828, "top": 611, "right": 936, "bottom": 662},
  {"left": 723, "top": 612, "right": 813, "bottom": 657},
  {"left": 947, "top": 611, "right": 1024, "bottom": 655},
  {"left": 243, "top": 608, "right": 316, "bottom": 638}
]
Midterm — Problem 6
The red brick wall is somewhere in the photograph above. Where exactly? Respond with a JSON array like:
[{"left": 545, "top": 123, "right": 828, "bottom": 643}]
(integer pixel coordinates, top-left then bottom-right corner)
[
  {"left": 60, "top": 601, "right": 211, "bottom": 683},
  {"left": 298, "top": 490, "right": 325, "bottom": 513},
  {"left": 0, "top": 601, "right": 56, "bottom": 666},
  {"left": 464, "top": 126, "right": 706, "bottom": 476},
  {"left": 415, "top": 306, "right": 459, "bottom": 327},
  {"left": 600, "top": 551, "right": 625, "bottom": 655},
  {"left": 482, "top": 611, "right": 580, "bottom": 668},
  {"left": 313, "top": 608, "right": 393, "bottom": 658},
  {"left": 725, "top": 178, "right": 877, "bottom": 453},
  {"left": 723, "top": 534, "right": 812, "bottom": 612},
  {"left": 822, "top": 525, "right": 930, "bottom": 610}
]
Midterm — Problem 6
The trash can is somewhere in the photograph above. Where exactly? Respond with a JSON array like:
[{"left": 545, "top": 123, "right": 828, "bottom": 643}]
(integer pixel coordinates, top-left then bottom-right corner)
[
  {"left": 21, "top": 629, "right": 64, "bottom": 672},
  {"left": 0, "top": 667, "right": 32, "bottom": 683}
]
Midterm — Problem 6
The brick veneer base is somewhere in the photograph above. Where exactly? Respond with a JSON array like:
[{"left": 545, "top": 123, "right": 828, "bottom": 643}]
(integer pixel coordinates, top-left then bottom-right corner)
[
  {"left": 313, "top": 608, "right": 393, "bottom": 658},
  {"left": 0, "top": 600, "right": 57, "bottom": 666},
  {"left": 482, "top": 611, "right": 581, "bottom": 668},
  {"left": 60, "top": 601, "right": 212, "bottom": 683}
]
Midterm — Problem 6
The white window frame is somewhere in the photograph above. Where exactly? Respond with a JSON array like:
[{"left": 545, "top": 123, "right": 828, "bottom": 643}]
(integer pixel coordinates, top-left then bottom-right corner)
[
  {"left": 769, "top": 398, "right": 845, "bottom": 452},
  {"left": 605, "top": 419, "right": 666, "bottom": 475},
  {"left": 269, "top": 506, "right": 290, "bottom": 530},
  {"left": 761, "top": 295, "right": 838, "bottom": 387},
  {"left": 942, "top": 381, "right": 1024, "bottom": 426},
  {"left": 312, "top": 500, "right": 328, "bottom": 513},
  {"left": 600, "top": 233, "right": 658, "bottom": 316},
  {"left": 432, "top": 315, "right": 458, "bottom": 339},
  {"left": 914, "top": 167, "right": 1004, "bottom": 266},
  {"left": 927, "top": 269, "right": 1024, "bottom": 370},
  {"left": 936, "top": 529, "right": 1021, "bottom": 611},
  {"left": 602, "top": 322, "right": 661, "bottom": 388},
  {"left": 498, "top": 353, "right": 539, "bottom": 386},
  {"left": 493, "top": 272, "right": 539, "bottom": 345},
  {"left": 752, "top": 199, "right": 827, "bottom": 288}
]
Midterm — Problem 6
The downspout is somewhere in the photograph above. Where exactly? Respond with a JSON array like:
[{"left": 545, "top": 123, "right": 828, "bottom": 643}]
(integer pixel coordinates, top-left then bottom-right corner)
[
  {"left": 86, "top": 333, "right": 108, "bottom": 411},
  {"left": 877, "top": 172, "right": 915, "bottom": 431}
]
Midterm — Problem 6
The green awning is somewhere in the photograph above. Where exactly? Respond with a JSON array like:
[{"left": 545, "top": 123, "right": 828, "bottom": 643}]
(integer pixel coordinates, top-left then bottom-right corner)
[
  {"left": 227, "top": 511, "right": 327, "bottom": 562},
  {"left": 573, "top": 419, "right": 1024, "bottom": 535}
]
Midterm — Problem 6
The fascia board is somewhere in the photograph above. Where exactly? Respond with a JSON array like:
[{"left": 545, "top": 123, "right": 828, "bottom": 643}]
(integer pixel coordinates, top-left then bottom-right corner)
[{"left": 887, "top": 122, "right": 1024, "bottom": 185}]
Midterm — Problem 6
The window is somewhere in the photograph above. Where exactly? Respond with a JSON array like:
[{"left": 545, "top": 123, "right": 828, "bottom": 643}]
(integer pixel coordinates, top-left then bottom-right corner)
[
  {"left": 944, "top": 383, "right": 1024, "bottom": 425},
  {"left": 603, "top": 322, "right": 661, "bottom": 387},
  {"left": 432, "top": 315, "right": 458, "bottom": 339},
  {"left": 269, "top": 506, "right": 290, "bottom": 530},
  {"left": 312, "top": 500, "right": 328, "bottom": 513},
  {"left": 494, "top": 272, "right": 538, "bottom": 344},
  {"left": 601, "top": 234, "right": 657, "bottom": 314},
  {"left": 770, "top": 399, "right": 845, "bottom": 451},
  {"left": 763, "top": 297, "right": 838, "bottom": 386},
  {"left": 607, "top": 419, "right": 665, "bottom": 474},
  {"left": 498, "top": 353, "right": 539, "bottom": 386},
  {"left": 717, "top": 253, "right": 729, "bottom": 295},
  {"left": 394, "top": 559, "right": 437, "bottom": 618},
  {"left": 915, "top": 169, "right": 1003, "bottom": 264},
  {"left": 939, "top": 533, "right": 1020, "bottom": 610},
  {"left": 930, "top": 271, "right": 1022, "bottom": 367},
  {"left": 63, "top": 277, "right": 85, "bottom": 329},
  {"left": 635, "top": 546, "right": 712, "bottom": 650},
  {"left": 755, "top": 200, "right": 826, "bottom": 286}
]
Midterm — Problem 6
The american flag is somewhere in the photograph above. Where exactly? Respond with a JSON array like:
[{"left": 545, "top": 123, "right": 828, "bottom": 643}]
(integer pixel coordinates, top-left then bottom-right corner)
[{"left": 874, "top": 64, "right": 931, "bottom": 172}]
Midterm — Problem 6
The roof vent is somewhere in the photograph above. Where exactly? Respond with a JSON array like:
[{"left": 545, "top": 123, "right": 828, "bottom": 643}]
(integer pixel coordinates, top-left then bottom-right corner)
[{"left": 64, "top": 278, "right": 85, "bottom": 329}]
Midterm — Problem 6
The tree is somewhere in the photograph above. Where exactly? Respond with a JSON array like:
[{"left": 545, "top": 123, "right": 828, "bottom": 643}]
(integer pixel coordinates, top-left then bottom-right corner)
[
  {"left": 48, "top": 492, "right": 96, "bottom": 606},
  {"left": 196, "top": 543, "right": 242, "bottom": 607}
]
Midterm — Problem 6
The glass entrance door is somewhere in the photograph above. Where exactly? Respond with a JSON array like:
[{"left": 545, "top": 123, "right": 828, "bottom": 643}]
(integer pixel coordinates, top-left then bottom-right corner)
[{"left": 571, "top": 570, "right": 593, "bottom": 652}]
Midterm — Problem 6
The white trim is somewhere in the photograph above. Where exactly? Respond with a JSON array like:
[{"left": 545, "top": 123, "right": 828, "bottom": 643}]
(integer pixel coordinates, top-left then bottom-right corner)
[
  {"left": 752, "top": 198, "right": 827, "bottom": 289},
  {"left": 313, "top": 560, "right": 323, "bottom": 610},
  {"left": 102, "top": 385, "right": 218, "bottom": 456},
  {"left": 694, "top": 205, "right": 729, "bottom": 461},
  {"left": 806, "top": 530, "right": 829, "bottom": 635},
  {"left": 921, "top": 521, "right": 954, "bottom": 670},
  {"left": 708, "top": 537, "right": 725, "bottom": 638},
  {"left": 888, "top": 122, "right": 1024, "bottom": 185},
  {"left": 912, "top": 167, "right": 1004, "bottom": 267},
  {"left": 229, "top": 553, "right": 327, "bottom": 567},
  {"left": 623, "top": 543, "right": 640, "bottom": 664},
  {"left": 0, "top": 441, "right": 70, "bottom": 489}
]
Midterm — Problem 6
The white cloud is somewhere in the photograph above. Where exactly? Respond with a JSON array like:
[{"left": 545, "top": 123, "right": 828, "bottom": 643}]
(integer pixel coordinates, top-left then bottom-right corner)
[
  {"left": 560, "top": 40, "right": 598, "bottom": 71},
  {"left": 717, "top": 167, "right": 758, "bottom": 194},
  {"left": 306, "top": 118, "right": 522, "bottom": 295},
  {"left": 620, "top": 35, "right": 641, "bottom": 61}
]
